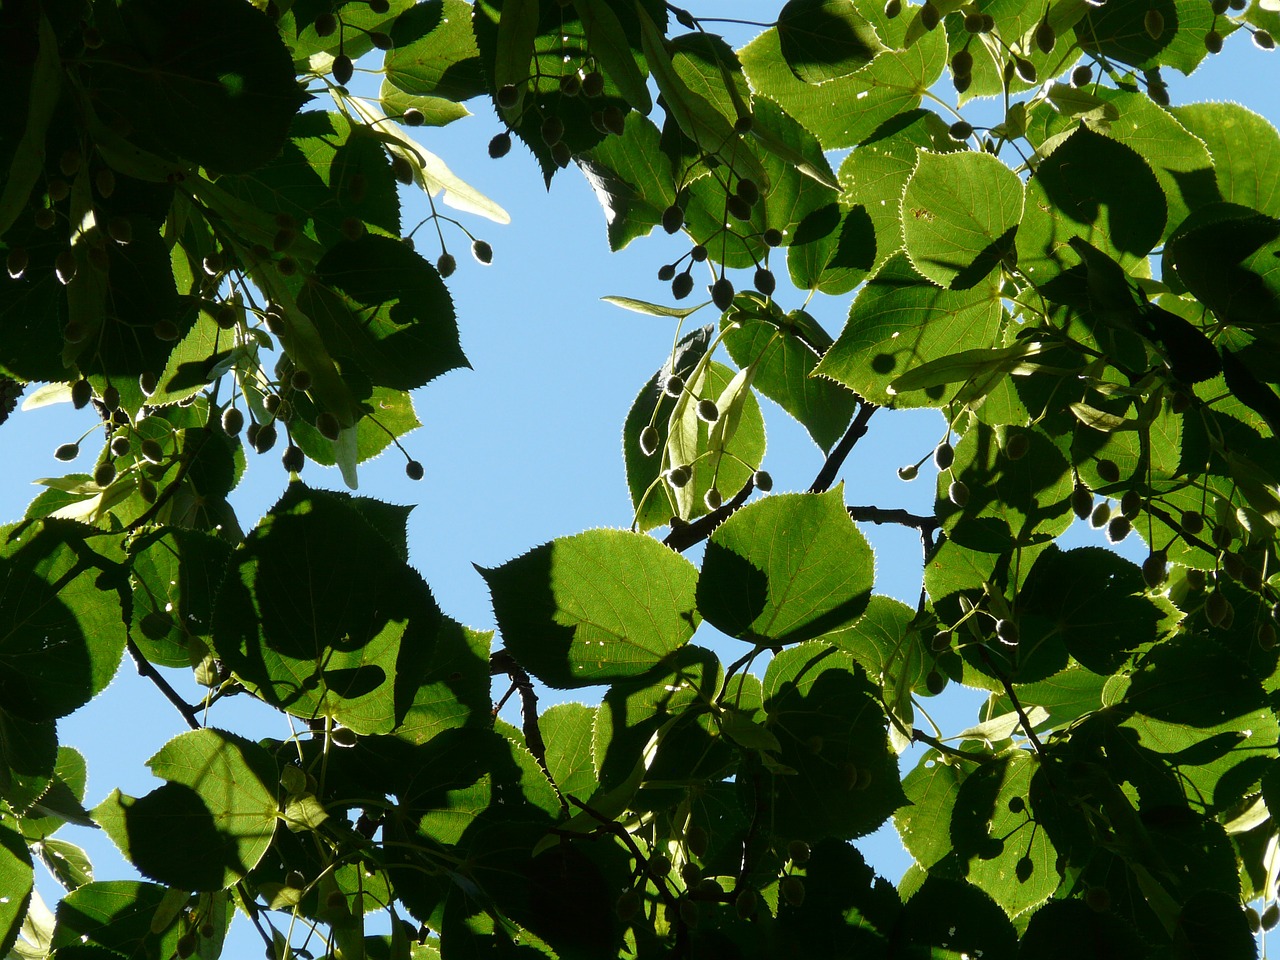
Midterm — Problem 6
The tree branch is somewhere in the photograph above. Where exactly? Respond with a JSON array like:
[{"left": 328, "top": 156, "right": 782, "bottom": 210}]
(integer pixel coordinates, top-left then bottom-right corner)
[
  {"left": 846, "top": 505, "right": 940, "bottom": 533},
  {"left": 490, "top": 648, "right": 562, "bottom": 808},
  {"left": 663, "top": 476, "right": 755, "bottom": 552},
  {"left": 978, "top": 646, "right": 1047, "bottom": 759},
  {"left": 126, "top": 638, "right": 201, "bottom": 730},
  {"left": 911, "top": 728, "right": 994, "bottom": 764},
  {"left": 809, "top": 401, "right": 877, "bottom": 493}
]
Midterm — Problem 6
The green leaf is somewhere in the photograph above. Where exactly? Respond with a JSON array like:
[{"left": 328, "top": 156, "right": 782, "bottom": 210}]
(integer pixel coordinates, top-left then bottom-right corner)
[
  {"left": 1029, "top": 86, "right": 1219, "bottom": 244},
  {"left": 1019, "top": 126, "right": 1167, "bottom": 284},
  {"left": 384, "top": 0, "right": 486, "bottom": 103},
  {"left": 581, "top": 113, "right": 678, "bottom": 252},
  {"left": 697, "top": 487, "right": 874, "bottom": 645},
  {"left": 901, "top": 149, "right": 1023, "bottom": 290},
  {"left": 1019, "top": 899, "right": 1150, "bottom": 959},
  {"left": 480, "top": 528, "right": 699, "bottom": 689},
  {"left": 88, "top": 0, "right": 306, "bottom": 174},
  {"left": 776, "top": 0, "right": 886, "bottom": 82},
  {"left": 938, "top": 421, "right": 1074, "bottom": 554},
  {"left": 601, "top": 295, "right": 702, "bottom": 318},
  {"left": 220, "top": 110, "right": 402, "bottom": 252},
  {"left": 623, "top": 328, "right": 766, "bottom": 530},
  {"left": 0, "top": 709, "right": 56, "bottom": 814},
  {"left": 1076, "top": 0, "right": 1220, "bottom": 75},
  {"left": 1017, "top": 546, "right": 1169, "bottom": 676},
  {"left": 832, "top": 595, "right": 929, "bottom": 740},
  {"left": 754, "top": 642, "right": 905, "bottom": 840},
  {"left": 814, "top": 254, "right": 1004, "bottom": 408},
  {"left": 950, "top": 751, "right": 1060, "bottom": 918},
  {"left": 393, "top": 618, "right": 493, "bottom": 745},
  {"left": 492, "top": 0, "right": 541, "bottom": 117},
  {"left": 212, "top": 484, "right": 444, "bottom": 734},
  {"left": 0, "top": 13, "right": 60, "bottom": 238},
  {"left": 573, "top": 0, "right": 651, "bottom": 113},
  {"left": 0, "top": 521, "right": 128, "bottom": 722},
  {"left": 740, "top": 21, "right": 947, "bottom": 150},
  {"left": 1164, "top": 204, "right": 1280, "bottom": 333},
  {"left": 894, "top": 875, "right": 1016, "bottom": 960},
  {"left": 721, "top": 298, "right": 857, "bottom": 451},
  {"left": 539, "top": 702, "right": 600, "bottom": 801},
  {"left": 1172, "top": 102, "right": 1280, "bottom": 219},
  {"left": 379, "top": 83, "right": 470, "bottom": 128},
  {"left": 51, "top": 881, "right": 186, "bottom": 958},
  {"left": 37, "top": 838, "right": 93, "bottom": 892},
  {"left": 128, "top": 527, "right": 232, "bottom": 669},
  {"left": 93, "top": 729, "right": 277, "bottom": 891},
  {"left": 299, "top": 235, "right": 467, "bottom": 392},
  {"left": 1121, "top": 636, "right": 1278, "bottom": 815},
  {"left": 0, "top": 820, "right": 33, "bottom": 957},
  {"left": 20, "top": 746, "right": 89, "bottom": 842}
]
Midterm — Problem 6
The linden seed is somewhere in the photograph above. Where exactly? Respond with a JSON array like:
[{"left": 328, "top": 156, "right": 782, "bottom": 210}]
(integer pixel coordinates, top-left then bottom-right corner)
[
  {"left": 949, "top": 121, "right": 974, "bottom": 141},
  {"left": 919, "top": 1, "right": 940, "bottom": 31},
  {"left": 1015, "top": 57, "right": 1038, "bottom": 83},
  {"left": 727, "top": 194, "right": 752, "bottom": 221},
  {"left": 221, "top": 407, "right": 244, "bottom": 436},
  {"left": 496, "top": 85, "right": 520, "bottom": 109},
  {"left": 602, "top": 105, "right": 627, "bottom": 136},
  {"left": 540, "top": 116, "right": 564, "bottom": 146},
  {"left": 934, "top": 441, "right": 954, "bottom": 470},
  {"left": 316, "top": 411, "right": 341, "bottom": 441},
  {"left": 254, "top": 422, "right": 278, "bottom": 454},
  {"left": 996, "top": 618, "right": 1020, "bottom": 645},
  {"left": 1120, "top": 489, "right": 1142, "bottom": 519},
  {"left": 1096, "top": 458, "right": 1120, "bottom": 484},
  {"left": 471, "top": 239, "right": 493, "bottom": 264},
  {"left": 948, "top": 479, "right": 970, "bottom": 506},
  {"left": 370, "top": 0, "right": 390, "bottom": 11},
  {"left": 667, "top": 465, "right": 691, "bottom": 488},
  {"left": 672, "top": 272, "right": 694, "bottom": 300},
  {"left": 7, "top": 247, "right": 29, "bottom": 279},
  {"left": 753, "top": 267, "right": 776, "bottom": 296},
  {"left": 664, "top": 374, "right": 685, "bottom": 397},
  {"left": 282, "top": 445, "right": 305, "bottom": 473},
  {"left": 884, "top": 0, "right": 902, "bottom": 17},
  {"left": 1142, "top": 552, "right": 1167, "bottom": 588},
  {"left": 704, "top": 488, "right": 722, "bottom": 510},
  {"left": 1072, "top": 65, "right": 1093, "bottom": 87},
  {"left": 368, "top": 31, "right": 392, "bottom": 50},
  {"left": 560, "top": 73, "right": 581, "bottom": 96},
  {"left": 951, "top": 50, "right": 973, "bottom": 77},
  {"left": 1107, "top": 515, "right": 1131, "bottom": 543},
  {"left": 436, "top": 252, "right": 457, "bottom": 277},
  {"left": 140, "top": 438, "right": 164, "bottom": 464},
  {"left": 1144, "top": 8, "right": 1164, "bottom": 39},
  {"left": 139, "top": 371, "right": 157, "bottom": 396},
  {"left": 753, "top": 469, "right": 773, "bottom": 492},
  {"left": 787, "top": 840, "right": 811, "bottom": 864},
  {"left": 333, "top": 53, "right": 354, "bottom": 85},
  {"left": 639, "top": 424, "right": 660, "bottom": 456},
  {"left": 94, "top": 461, "right": 117, "bottom": 486},
  {"left": 657, "top": 263, "right": 676, "bottom": 282},
  {"left": 291, "top": 370, "right": 312, "bottom": 392},
  {"left": 1255, "top": 30, "right": 1276, "bottom": 50},
  {"left": 662, "top": 204, "right": 684, "bottom": 234},
  {"left": 315, "top": 12, "right": 337, "bottom": 36},
  {"left": 780, "top": 875, "right": 805, "bottom": 907},
  {"left": 102, "top": 385, "right": 120, "bottom": 410},
  {"left": 711, "top": 277, "right": 735, "bottom": 310},
  {"left": 550, "top": 141, "right": 572, "bottom": 167},
  {"left": 1086, "top": 502, "right": 1111, "bottom": 532},
  {"left": 1005, "top": 432, "right": 1029, "bottom": 460},
  {"left": 736, "top": 178, "right": 760, "bottom": 206},
  {"left": 391, "top": 155, "right": 414, "bottom": 185},
  {"left": 697, "top": 399, "right": 720, "bottom": 423},
  {"left": 1035, "top": 19, "right": 1056, "bottom": 53},
  {"left": 72, "top": 380, "right": 92, "bottom": 409},
  {"left": 1205, "top": 29, "right": 1223, "bottom": 54},
  {"left": 55, "top": 250, "right": 77, "bottom": 285},
  {"left": 926, "top": 668, "right": 947, "bottom": 695},
  {"left": 582, "top": 71, "right": 605, "bottom": 97},
  {"left": 762, "top": 228, "right": 783, "bottom": 247},
  {"left": 406, "top": 459, "right": 425, "bottom": 480},
  {"left": 489, "top": 132, "right": 512, "bottom": 158},
  {"left": 898, "top": 464, "right": 918, "bottom": 481},
  {"left": 55, "top": 442, "right": 80, "bottom": 461}
]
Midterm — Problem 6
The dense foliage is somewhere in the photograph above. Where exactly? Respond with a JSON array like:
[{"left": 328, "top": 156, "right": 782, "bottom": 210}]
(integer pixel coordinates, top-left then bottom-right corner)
[{"left": 3, "top": 0, "right": 1280, "bottom": 956}]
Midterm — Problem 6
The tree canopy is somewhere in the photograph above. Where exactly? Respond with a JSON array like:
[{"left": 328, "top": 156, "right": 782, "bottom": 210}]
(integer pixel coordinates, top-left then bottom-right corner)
[{"left": 3, "top": 0, "right": 1280, "bottom": 957}]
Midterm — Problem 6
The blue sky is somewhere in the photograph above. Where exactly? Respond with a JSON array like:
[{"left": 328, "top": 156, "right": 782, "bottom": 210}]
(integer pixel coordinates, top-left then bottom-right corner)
[{"left": 4, "top": 1, "right": 1279, "bottom": 949}]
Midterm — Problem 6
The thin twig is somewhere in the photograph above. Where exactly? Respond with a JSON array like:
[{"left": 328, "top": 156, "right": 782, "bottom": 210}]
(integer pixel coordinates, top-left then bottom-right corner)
[
  {"left": 565, "top": 795, "right": 679, "bottom": 911},
  {"left": 911, "top": 729, "right": 994, "bottom": 764},
  {"left": 809, "top": 401, "right": 877, "bottom": 493},
  {"left": 979, "top": 647, "right": 1047, "bottom": 759},
  {"left": 126, "top": 638, "right": 201, "bottom": 730}
]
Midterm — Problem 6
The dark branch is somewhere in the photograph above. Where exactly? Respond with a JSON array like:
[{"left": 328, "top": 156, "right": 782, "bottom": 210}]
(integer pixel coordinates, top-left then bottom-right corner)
[
  {"left": 490, "top": 648, "right": 562, "bottom": 808},
  {"left": 663, "top": 476, "right": 755, "bottom": 552},
  {"left": 565, "top": 795, "right": 679, "bottom": 910},
  {"left": 126, "top": 638, "right": 201, "bottom": 730},
  {"left": 979, "top": 647, "right": 1047, "bottom": 759},
  {"left": 911, "top": 728, "right": 994, "bottom": 763},
  {"left": 846, "top": 505, "right": 939, "bottom": 533},
  {"left": 809, "top": 401, "right": 878, "bottom": 493}
]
